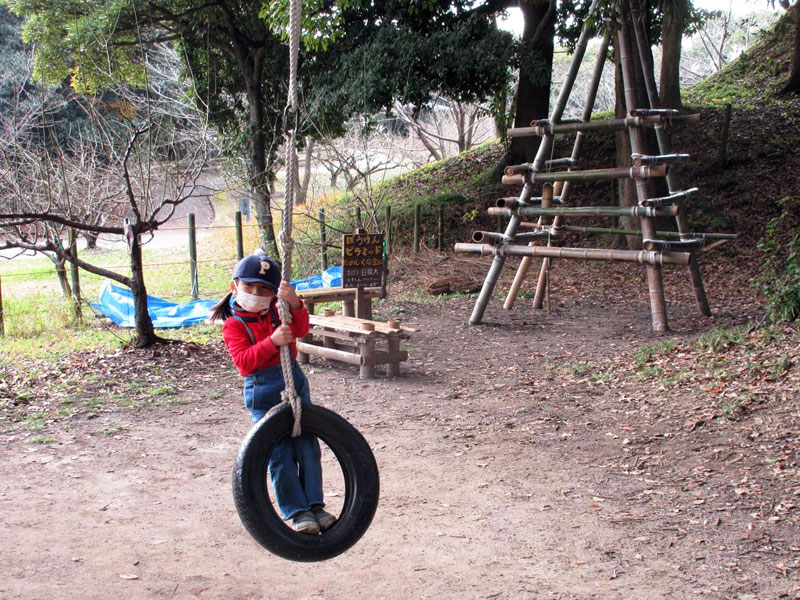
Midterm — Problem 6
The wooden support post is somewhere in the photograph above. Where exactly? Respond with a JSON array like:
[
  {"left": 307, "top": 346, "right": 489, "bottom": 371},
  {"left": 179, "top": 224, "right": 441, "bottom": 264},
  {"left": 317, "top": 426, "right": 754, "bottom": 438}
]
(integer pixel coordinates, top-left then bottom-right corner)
[
  {"left": 387, "top": 336, "right": 401, "bottom": 377},
  {"left": 437, "top": 205, "right": 444, "bottom": 251},
  {"left": 355, "top": 286, "right": 372, "bottom": 320},
  {"left": 385, "top": 205, "right": 392, "bottom": 255},
  {"left": 321, "top": 309, "right": 337, "bottom": 349},
  {"left": 718, "top": 103, "right": 732, "bottom": 170},
  {"left": 0, "top": 269, "right": 5, "bottom": 336},
  {"left": 319, "top": 208, "right": 328, "bottom": 271},
  {"left": 413, "top": 203, "right": 421, "bottom": 253},
  {"left": 235, "top": 211, "right": 244, "bottom": 260},
  {"left": 188, "top": 213, "right": 199, "bottom": 300},
  {"left": 359, "top": 322, "right": 376, "bottom": 379},
  {"left": 69, "top": 229, "right": 82, "bottom": 323},
  {"left": 356, "top": 206, "right": 362, "bottom": 229}
]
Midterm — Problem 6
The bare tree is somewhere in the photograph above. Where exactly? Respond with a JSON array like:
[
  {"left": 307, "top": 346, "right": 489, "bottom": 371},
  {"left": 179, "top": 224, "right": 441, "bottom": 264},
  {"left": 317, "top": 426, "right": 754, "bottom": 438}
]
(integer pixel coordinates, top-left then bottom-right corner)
[
  {"left": 392, "top": 98, "right": 496, "bottom": 161},
  {"left": 0, "top": 45, "right": 215, "bottom": 347}
]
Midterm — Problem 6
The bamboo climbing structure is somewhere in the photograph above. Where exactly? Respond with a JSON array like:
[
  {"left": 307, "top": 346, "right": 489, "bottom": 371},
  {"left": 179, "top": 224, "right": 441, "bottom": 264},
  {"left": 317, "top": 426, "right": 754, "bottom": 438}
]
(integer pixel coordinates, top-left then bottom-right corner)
[{"left": 455, "top": 0, "right": 734, "bottom": 332}]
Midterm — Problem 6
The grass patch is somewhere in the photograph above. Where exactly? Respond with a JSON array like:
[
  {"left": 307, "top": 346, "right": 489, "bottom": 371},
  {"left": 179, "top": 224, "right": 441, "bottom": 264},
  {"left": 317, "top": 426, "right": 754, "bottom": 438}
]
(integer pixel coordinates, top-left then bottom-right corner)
[
  {"left": 695, "top": 325, "right": 752, "bottom": 353},
  {"left": 30, "top": 435, "right": 56, "bottom": 444}
]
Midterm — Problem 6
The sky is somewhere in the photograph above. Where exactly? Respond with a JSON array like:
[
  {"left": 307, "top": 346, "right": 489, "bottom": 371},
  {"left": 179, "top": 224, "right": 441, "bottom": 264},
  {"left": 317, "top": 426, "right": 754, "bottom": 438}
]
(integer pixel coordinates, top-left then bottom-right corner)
[{"left": 498, "top": 1, "right": 782, "bottom": 38}]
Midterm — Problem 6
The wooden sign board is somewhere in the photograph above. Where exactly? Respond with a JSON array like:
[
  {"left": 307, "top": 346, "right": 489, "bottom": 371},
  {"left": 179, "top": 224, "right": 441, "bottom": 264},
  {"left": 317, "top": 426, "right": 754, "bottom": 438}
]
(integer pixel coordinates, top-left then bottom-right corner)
[{"left": 342, "top": 232, "right": 384, "bottom": 288}]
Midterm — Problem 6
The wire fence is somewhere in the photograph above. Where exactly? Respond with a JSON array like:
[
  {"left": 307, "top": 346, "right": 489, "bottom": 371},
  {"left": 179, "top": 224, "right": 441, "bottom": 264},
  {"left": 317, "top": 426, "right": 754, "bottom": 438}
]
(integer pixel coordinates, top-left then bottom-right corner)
[{"left": 0, "top": 202, "right": 484, "bottom": 335}]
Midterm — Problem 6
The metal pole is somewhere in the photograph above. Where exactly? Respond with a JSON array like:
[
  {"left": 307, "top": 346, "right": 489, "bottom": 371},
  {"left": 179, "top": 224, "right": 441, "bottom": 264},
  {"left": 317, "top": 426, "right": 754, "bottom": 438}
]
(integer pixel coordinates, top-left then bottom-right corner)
[
  {"left": 69, "top": 229, "right": 82, "bottom": 322},
  {"left": 469, "top": 0, "right": 601, "bottom": 325},
  {"left": 235, "top": 210, "right": 244, "bottom": 260},
  {"left": 319, "top": 208, "right": 328, "bottom": 270},
  {"left": 188, "top": 213, "right": 199, "bottom": 300}
]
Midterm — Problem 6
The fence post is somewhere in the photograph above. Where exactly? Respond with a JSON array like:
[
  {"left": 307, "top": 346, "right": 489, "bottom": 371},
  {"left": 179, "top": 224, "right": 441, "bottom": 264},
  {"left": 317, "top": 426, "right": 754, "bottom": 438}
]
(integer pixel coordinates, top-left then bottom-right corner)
[
  {"left": 355, "top": 206, "right": 362, "bottom": 229},
  {"left": 235, "top": 210, "right": 244, "bottom": 260},
  {"left": 319, "top": 208, "right": 328, "bottom": 271},
  {"left": 0, "top": 270, "right": 4, "bottom": 336},
  {"left": 437, "top": 205, "right": 444, "bottom": 252},
  {"left": 69, "top": 229, "right": 82, "bottom": 323},
  {"left": 384, "top": 205, "right": 392, "bottom": 254},
  {"left": 188, "top": 213, "right": 199, "bottom": 300},
  {"left": 413, "top": 203, "right": 421, "bottom": 253},
  {"left": 718, "top": 103, "right": 732, "bottom": 169}
]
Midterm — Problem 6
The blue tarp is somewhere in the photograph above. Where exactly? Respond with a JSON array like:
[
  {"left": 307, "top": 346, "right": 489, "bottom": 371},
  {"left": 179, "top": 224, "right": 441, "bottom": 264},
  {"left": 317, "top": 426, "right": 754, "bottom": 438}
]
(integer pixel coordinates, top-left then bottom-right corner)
[
  {"left": 91, "top": 280, "right": 217, "bottom": 329},
  {"left": 92, "top": 266, "right": 344, "bottom": 328},
  {"left": 291, "top": 265, "right": 342, "bottom": 291}
]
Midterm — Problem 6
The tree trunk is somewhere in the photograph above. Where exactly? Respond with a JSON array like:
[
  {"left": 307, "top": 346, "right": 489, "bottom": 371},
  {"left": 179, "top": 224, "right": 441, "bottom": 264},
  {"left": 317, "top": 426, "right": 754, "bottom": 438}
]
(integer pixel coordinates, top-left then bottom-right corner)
[
  {"left": 660, "top": 0, "right": 687, "bottom": 108},
  {"left": 48, "top": 253, "right": 72, "bottom": 298},
  {"left": 83, "top": 230, "right": 100, "bottom": 249},
  {"left": 779, "top": 4, "right": 800, "bottom": 95},
  {"left": 508, "top": 0, "right": 556, "bottom": 165},
  {"left": 128, "top": 230, "right": 157, "bottom": 347},
  {"left": 241, "top": 50, "right": 279, "bottom": 259}
]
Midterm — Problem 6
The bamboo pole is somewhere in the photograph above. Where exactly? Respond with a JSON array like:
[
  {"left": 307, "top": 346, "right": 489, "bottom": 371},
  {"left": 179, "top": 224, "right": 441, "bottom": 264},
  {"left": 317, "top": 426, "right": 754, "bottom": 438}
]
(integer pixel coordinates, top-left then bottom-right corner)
[
  {"left": 489, "top": 205, "right": 678, "bottom": 218},
  {"left": 469, "top": 0, "right": 601, "bottom": 325},
  {"left": 534, "top": 30, "right": 613, "bottom": 311},
  {"left": 507, "top": 113, "right": 700, "bottom": 137},
  {"left": 642, "top": 188, "right": 698, "bottom": 207},
  {"left": 618, "top": 2, "right": 669, "bottom": 332},
  {"left": 455, "top": 242, "right": 691, "bottom": 265},
  {"left": 505, "top": 30, "right": 612, "bottom": 311},
  {"left": 556, "top": 224, "right": 737, "bottom": 240},
  {"left": 630, "top": 0, "right": 711, "bottom": 317},
  {"left": 631, "top": 153, "right": 689, "bottom": 166},
  {"left": 502, "top": 164, "right": 666, "bottom": 186}
]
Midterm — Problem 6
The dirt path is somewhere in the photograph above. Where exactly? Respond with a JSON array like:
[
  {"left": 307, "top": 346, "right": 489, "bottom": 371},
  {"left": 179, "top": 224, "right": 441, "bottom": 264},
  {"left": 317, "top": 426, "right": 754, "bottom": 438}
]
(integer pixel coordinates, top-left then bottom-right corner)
[{"left": 1, "top": 268, "right": 798, "bottom": 599}]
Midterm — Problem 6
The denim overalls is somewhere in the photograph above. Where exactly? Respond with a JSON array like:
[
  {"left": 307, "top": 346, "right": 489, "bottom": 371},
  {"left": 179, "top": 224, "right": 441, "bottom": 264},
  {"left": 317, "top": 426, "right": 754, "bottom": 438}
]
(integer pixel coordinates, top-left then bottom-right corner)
[{"left": 234, "top": 312, "right": 324, "bottom": 520}]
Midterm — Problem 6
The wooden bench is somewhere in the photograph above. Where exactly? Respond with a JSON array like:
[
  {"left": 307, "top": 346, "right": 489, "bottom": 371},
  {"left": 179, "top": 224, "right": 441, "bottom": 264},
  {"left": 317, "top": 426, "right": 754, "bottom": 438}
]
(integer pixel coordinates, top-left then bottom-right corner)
[
  {"left": 296, "top": 312, "right": 416, "bottom": 379},
  {"left": 298, "top": 286, "right": 382, "bottom": 320}
]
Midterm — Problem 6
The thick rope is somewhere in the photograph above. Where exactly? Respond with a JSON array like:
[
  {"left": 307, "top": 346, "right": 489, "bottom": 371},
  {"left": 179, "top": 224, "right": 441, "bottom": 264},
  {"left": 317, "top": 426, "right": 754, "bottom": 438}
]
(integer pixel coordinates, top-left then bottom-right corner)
[{"left": 279, "top": 0, "right": 303, "bottom": 438}]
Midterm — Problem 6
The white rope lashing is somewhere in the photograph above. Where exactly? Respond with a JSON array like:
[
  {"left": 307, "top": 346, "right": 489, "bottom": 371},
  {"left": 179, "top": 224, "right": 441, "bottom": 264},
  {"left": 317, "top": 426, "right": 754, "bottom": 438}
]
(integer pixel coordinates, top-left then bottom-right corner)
[{"left": 278, "top": 0, "right": 303, "bottom": 438}]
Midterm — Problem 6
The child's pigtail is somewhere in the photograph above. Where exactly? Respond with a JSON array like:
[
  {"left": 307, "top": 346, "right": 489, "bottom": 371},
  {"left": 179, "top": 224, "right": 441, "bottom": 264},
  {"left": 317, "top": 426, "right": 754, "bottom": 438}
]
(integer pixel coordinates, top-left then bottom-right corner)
[{"left": 208, "top": 291, "right": 234, "bottom": 323}]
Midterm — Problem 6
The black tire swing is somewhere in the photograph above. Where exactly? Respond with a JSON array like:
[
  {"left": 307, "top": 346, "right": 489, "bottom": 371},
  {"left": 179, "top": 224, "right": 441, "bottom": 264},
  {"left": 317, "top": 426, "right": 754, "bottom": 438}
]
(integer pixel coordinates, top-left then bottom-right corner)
[
  {"left": 232, "top": 404, "right": 380, "bottom": 562},
  {"left": 231, "top": 0, "right": 379, "bottom": 561}
]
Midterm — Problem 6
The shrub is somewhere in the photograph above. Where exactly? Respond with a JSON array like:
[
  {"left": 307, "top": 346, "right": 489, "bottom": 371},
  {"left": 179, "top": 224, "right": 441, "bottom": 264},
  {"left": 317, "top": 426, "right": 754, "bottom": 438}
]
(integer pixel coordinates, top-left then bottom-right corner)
[{"left": 752, "top": 197, "right": 800, "bottom": 323}]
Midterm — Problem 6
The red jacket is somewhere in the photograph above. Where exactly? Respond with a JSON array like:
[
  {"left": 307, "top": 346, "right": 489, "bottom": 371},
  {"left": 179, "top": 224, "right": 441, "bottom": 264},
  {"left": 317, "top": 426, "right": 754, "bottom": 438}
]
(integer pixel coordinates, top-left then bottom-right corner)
[{"left": 222, "top": 298, "right": 310, "bottom": 376}]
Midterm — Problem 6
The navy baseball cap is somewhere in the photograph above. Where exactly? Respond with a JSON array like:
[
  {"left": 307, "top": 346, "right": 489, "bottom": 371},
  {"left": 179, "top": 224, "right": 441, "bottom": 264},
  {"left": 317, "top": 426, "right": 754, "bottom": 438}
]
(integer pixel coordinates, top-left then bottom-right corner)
[{"left": 232, "top": 252, "right": 281, "bottom": 290}]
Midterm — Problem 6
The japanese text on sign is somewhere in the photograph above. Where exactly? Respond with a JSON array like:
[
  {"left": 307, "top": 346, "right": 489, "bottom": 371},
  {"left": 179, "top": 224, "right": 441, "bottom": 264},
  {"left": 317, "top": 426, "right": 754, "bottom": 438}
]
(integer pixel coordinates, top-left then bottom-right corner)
[{"left": 342, "top": 233, "right": 384, "bottom": 288}]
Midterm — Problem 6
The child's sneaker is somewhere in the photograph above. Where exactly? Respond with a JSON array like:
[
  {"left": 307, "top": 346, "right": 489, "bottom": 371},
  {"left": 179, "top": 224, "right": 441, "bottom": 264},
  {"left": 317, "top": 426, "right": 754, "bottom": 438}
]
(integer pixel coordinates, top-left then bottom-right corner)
[
  {"left": 291, "top": 511, "right": 320, "bottom": 535},
  {"left": 312, "top": 506, "right": 337, "bottom": 531}
]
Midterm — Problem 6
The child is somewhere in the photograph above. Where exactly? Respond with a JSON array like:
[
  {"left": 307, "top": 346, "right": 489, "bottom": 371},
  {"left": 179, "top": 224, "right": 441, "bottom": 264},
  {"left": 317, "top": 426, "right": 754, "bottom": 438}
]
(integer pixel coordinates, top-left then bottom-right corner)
[{"left": 211, "top": 250, "right": 336, "bottom": 535}]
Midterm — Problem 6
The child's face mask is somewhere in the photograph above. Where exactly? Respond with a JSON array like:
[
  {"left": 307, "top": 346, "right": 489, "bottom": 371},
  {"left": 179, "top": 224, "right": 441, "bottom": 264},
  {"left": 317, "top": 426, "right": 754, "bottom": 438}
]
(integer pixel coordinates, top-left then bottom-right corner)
[{"left": 234, "top": 282, "right": 274, "bottom": 313}]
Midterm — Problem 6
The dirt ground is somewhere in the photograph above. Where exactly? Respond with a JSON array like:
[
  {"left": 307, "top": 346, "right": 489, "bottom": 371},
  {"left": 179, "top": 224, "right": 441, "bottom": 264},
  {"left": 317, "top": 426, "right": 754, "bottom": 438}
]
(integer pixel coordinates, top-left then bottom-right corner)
[{"left": 1, "top": 256, "right": 798, "bottom": 600}]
